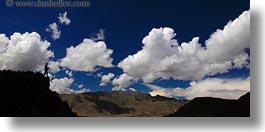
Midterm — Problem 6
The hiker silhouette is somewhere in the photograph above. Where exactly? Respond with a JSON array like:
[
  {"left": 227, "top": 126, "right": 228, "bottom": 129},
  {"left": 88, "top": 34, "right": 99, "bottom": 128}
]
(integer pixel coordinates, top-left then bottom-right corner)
[{"left": 44, "top": 63, "right": 49, "bottom": 77}]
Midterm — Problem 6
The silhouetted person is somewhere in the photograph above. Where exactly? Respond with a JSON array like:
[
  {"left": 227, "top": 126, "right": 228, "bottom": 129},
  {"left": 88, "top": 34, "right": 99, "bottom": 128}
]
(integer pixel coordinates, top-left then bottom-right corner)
[{"left": 44, "top": 63, "right": 49, "bottom": 77}]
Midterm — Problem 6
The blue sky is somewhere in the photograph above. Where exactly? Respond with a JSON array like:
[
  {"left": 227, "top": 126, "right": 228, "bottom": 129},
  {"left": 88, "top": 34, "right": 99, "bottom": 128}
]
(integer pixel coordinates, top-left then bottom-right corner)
[{"left": 0, "top": 0, "right": 250, "bottom": 99}]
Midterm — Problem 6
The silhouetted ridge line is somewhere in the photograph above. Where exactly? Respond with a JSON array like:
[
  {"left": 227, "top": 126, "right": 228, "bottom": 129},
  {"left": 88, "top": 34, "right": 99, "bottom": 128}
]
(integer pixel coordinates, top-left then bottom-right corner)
[
  {"left": 166, "top": 92, "right": 250, "bottom": 117},
  {"left": 0, "top": 70, "right": 76, "bottom": 117}
]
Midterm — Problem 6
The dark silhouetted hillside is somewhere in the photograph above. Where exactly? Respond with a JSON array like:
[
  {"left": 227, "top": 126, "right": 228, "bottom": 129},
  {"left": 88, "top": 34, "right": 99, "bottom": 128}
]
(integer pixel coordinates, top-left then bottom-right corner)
[
  {"left": 166, "top": 92, "right": 250, "bottom": 117},
  {"left": 0, "top": 70, "right": 76, "bottom": 117},
  {"left": 60, "top": 91, "right": 186, "bottom": 117}
]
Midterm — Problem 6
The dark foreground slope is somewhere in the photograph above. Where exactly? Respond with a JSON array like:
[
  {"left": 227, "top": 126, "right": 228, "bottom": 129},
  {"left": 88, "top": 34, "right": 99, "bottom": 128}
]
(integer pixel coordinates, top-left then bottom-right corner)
[
  {"left": 0, "top": 70, "right": 76, "bottom": 117},
  {"left": 167, "top": 92, "right": 250, "bottom": 117},
  {"left": 60, "top": 92, "right": 186, "bottom": 117}
]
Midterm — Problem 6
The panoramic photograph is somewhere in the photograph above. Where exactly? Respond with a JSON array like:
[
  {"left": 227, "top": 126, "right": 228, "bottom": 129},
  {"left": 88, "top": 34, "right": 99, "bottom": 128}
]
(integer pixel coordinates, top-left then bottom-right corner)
[{"left": 0, "top": 0, "right": 250, "bottom": 117}]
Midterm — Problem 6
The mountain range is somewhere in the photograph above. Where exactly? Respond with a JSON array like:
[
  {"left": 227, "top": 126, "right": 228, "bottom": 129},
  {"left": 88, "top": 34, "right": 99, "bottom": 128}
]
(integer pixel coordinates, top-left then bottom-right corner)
[
  {"left": 0, "top": 70, "right": 250, "bottom": 117},
  {"left": 60, "top": 91, "right": 187, "bottom": 117}
]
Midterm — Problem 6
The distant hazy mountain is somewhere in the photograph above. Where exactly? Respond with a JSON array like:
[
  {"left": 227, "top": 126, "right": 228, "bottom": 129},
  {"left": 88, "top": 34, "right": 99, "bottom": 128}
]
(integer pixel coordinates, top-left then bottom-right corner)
[
  {"left": 0, "top": 70, "right": 76, "bottom": 117},
  {"left": 166, "top": 92, "right": 250, "bottom": 117},
  {"left": 60, "top": 91, "right": 186, "bottom": 117}
]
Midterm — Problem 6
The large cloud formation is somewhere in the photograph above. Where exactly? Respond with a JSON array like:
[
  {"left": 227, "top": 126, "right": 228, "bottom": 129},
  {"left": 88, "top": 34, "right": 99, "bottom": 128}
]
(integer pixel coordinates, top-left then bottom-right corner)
[
  {"left": 118, "top": 11, "right": 250, "bottom": 83},
  {"left": 0, "top": 32, "right": 54, "bottom": 71},
  {"left": 60, "top": 39, "right": 113, "bottom": 72},
  {"left": 148, "top": 77, "right": 250, "bottom": 100}
]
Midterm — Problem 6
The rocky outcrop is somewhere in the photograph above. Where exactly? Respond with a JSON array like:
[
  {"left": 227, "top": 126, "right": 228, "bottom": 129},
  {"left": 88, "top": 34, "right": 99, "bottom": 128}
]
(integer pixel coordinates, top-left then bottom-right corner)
[{"left": 0, "top": 70, "right": 76, "bottom": 117}]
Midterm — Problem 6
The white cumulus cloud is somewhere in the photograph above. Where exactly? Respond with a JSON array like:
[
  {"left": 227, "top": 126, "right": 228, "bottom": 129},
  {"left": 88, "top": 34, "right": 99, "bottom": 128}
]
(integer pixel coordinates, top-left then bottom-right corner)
[
  {"left": 92, "top": 29, "right": 105, "bottom": 41},
  {"left": 46, "top": 23, "right": 61, "bottom": 40},
  {"left": 65, "top": 70, "right": 73, "bottom": 77},
  {"left": 112, "top": 73, "right": 135, "bottom": 91},
  {"left": 100, "top": 73, "right": 115, "bottom": 86},
  {"left": 50, "top": 77, "right": 90, "bottom": 94},
  {"left": 58, "top": 11, "right": 71, "bottom": 25},
  {"left": 74, "top": 88, "right": 91, "bottom": 94},
  {"left": 60, "top": 39, "right": 113, "bottom": 72},
  {"left": 50, "top": 77, "right": 74, "bottom": 94},
  {"left": 148, "top": 77, "right": 250, "bottom": 100},
  {"left": 0, "top": 32, "right": 54, "bottom": 71},
  {"left": 48, "top": 61, "right": 60, "bottom": 73},
  {"left": 46, "top": 11, "right": 71, "bottom": 40},
  {"left": 118, "top": 11, "right": 250, "bottom": 83},
  {"left": 0, "top": 34, "right": 9, "bottom": 51},
  {"left": 78, "top": 84, "right": 83, "bottom": 89},
  {"left": 96, "top": 72, "right": 103, "bottom": 77},
  {"left": 129, "top": 88, "right": 137, "bottom": 92}
]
